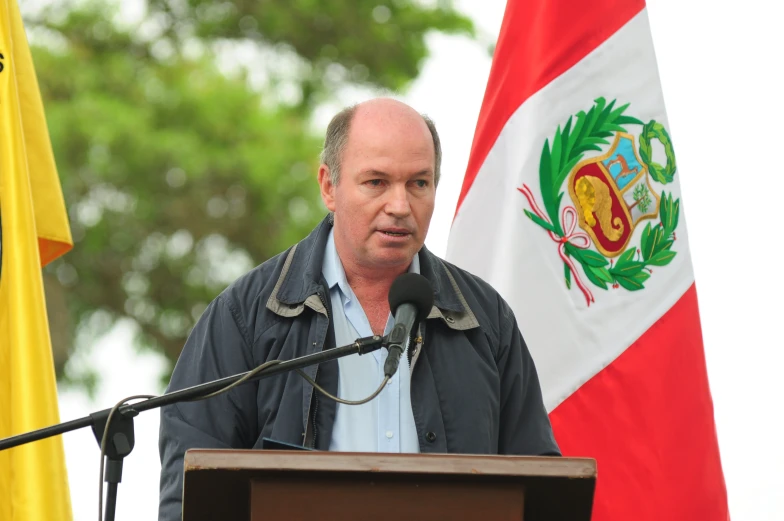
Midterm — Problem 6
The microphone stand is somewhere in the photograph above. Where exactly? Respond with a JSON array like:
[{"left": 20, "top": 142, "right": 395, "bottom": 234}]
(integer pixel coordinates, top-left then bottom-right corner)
[{"left": 0, "top": 335, "right": 385, "bottom": 521}]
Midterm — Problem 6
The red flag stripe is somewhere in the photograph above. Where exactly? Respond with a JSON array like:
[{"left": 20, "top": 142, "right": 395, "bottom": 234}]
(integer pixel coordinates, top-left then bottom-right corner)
[
  {"left": 549, "top": 284, "right": 729, "bottom": 520},
  {"left": 455, "top": 0, "right": 646, "bottom": 216}
]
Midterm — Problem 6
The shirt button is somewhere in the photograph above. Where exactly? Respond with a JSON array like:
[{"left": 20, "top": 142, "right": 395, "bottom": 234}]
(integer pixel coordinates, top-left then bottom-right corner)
[
  {"left": 425, "top": 432, "right": 437, "bottom": 443},
  {"left": 385, "top": 430, "right": 394, "bottom": 439},
  {"left": 386, "top": 379, "right": 393, "bottom": 386}
]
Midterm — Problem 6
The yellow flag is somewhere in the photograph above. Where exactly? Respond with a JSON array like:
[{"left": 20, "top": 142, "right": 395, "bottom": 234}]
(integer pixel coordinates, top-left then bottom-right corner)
[{"left": 0, "top": 0, "right": 74, "bottom": 519}]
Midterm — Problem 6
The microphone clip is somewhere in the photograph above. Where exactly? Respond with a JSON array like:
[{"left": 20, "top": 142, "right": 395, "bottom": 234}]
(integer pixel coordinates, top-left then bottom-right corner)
[
  {"left": 352, "top": 335, "right": 385, "bottom": 355},
  {"left": 383, "top": 322, "right": 410, "bottom": 378}
]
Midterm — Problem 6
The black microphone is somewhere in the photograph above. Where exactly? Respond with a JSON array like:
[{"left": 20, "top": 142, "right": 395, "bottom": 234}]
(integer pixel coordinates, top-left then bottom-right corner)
[{"left": 383, "top": 273, "right": 434, "bottom": 378}]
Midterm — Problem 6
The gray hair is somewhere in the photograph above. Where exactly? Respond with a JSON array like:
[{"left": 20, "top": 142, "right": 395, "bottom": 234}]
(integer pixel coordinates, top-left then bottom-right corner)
[{"left": 319, "top": 104, "right": 442, "bottom": 187}]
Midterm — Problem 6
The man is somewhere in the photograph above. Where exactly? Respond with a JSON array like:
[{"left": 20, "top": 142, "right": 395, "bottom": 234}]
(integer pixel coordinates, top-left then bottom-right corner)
[{"left": 158, "top": 98, "right": 559, "bottom": 519}]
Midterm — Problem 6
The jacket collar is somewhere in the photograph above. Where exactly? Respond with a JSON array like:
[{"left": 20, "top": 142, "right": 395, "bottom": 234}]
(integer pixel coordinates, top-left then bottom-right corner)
[{"left": 266, "top": 215, "right": 478, "bottom": 330}]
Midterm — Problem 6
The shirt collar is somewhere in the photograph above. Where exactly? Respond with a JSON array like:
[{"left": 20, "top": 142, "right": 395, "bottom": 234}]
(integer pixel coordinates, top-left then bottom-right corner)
[{"left": 321, "top": 229, "right": 420, "bottom": 301}]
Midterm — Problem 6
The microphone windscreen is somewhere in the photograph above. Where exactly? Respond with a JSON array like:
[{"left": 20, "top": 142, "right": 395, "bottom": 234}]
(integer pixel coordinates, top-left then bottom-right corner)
[{"left": 388, "top": 273, "right": 434, "bottom": 322}]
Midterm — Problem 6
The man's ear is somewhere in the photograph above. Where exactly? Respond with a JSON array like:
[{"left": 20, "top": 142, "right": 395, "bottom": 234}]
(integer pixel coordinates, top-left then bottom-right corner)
[{"left": 318, "top": 165, "right": 336, "bottom": 212}]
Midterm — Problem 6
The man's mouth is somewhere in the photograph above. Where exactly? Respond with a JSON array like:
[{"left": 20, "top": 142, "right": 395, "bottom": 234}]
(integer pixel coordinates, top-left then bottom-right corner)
[{"left": 381, "top": 230, "right": 410, "bottom": 237}]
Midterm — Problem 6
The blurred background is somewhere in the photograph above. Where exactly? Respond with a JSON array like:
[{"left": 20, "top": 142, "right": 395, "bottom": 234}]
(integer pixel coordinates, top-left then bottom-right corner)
[{"left": 19, "top": 0, "right": 784, "bottom": 519}]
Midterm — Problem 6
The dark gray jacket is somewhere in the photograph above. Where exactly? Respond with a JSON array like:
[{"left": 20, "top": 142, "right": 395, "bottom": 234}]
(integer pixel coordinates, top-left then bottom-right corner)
[{"left": 158, "top": 216, "right": 559, "bottom": 520}]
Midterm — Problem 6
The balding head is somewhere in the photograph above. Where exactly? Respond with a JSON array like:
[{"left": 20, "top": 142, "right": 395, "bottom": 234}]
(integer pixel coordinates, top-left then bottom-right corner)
[{"left": 320, "top": 98, "right": 442, "bottom": 187}]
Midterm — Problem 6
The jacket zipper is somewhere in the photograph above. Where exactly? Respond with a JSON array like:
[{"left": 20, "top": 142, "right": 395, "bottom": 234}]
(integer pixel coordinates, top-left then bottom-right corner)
[
  {"left": 305, "top": 291, "right": 330, "bottom": 449},
  {"left": 408, "top": 323, "right": 425, "bottom": 449},
  {"left": 409, "top": 323, "right": 425, "bottom": 374}
]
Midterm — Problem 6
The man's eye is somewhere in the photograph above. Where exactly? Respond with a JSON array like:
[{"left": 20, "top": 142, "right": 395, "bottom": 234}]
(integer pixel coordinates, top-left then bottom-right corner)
[
  {"left": 414, "top": 180, "right": 428, "bottom": 188},
  {"left": 367, "top": 179, "right": 383, "bottom": 187}
]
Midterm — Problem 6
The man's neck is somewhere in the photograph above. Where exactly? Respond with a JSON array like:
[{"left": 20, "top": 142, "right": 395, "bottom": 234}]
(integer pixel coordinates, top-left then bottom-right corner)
[
  {"left": 342, "top": 261, "right": 408, "bottom": 297},
  {"left": 340, "top": 261, "right": 408, "bottom": 335}
]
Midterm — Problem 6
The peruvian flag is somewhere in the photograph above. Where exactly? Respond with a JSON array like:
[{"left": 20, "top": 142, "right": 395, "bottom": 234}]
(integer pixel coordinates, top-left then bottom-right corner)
[{"left": 445, "top": 1, "right": 729, "bottom": 519}]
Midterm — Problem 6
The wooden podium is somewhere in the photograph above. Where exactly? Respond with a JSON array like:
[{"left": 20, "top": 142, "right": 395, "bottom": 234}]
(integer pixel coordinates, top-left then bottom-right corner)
[{"left": 183, "top": 450, "right": 596, "bottom": 520}]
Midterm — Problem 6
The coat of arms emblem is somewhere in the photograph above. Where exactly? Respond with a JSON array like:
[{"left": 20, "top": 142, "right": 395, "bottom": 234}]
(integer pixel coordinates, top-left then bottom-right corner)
[{"left": 520, "top": 98, "right": 680, "bottom": 306}]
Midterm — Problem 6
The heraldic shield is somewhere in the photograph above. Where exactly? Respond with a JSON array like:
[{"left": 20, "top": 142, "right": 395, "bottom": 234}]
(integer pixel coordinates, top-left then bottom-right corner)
[{"left": 567, "top": 132, "right": 660, "bottom": 258}]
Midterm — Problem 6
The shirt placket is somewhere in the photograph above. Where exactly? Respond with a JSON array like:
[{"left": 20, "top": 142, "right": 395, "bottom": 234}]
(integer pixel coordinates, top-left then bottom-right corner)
[
  {"left": 372, "top": 332, "right": 399, "bottom": 453},
  {"left": 346, "top": 300, "right": 399, "bottom": 453}
]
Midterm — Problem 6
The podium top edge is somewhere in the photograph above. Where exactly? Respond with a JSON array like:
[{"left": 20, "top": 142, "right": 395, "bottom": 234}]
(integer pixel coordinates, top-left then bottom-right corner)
[{"left": 184, "top": 449, "right": 596, "bottom": 479}]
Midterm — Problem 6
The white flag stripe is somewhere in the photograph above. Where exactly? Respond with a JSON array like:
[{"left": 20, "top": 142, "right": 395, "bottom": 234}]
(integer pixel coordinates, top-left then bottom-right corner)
[{"left": 447, "top": 10, "right": 695, "bottom": 410}]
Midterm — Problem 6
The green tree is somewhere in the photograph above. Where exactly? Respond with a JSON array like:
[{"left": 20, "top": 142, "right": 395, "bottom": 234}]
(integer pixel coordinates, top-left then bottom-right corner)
[
  {"left": 145, "top": 0, "right": 474, "bottom": 109},
  {"left": 28, "top": 0, "right": 473, "bottom": 391},
  {"left": 631, "top": 183, "right": 652, "bottom": 214}
]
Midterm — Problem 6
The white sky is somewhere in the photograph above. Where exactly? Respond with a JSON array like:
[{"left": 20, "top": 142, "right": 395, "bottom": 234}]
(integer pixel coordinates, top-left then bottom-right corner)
[{"left": 55, "top": 0, "right": 783, "bottom": 519}]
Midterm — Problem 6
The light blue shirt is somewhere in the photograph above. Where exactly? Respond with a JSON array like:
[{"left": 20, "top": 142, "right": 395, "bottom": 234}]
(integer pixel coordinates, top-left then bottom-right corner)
[{"left": 322, "top": 230, "right": 420, "bottom": 453}]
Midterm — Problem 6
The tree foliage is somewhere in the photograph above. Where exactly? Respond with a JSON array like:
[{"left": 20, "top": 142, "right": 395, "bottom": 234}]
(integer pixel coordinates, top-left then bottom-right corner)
[
  {"left": 147, "top": 0, "right": 474, "bottom": 108},
  {"left": 27, "top": 0, "right": 473, "bottom": 391}
]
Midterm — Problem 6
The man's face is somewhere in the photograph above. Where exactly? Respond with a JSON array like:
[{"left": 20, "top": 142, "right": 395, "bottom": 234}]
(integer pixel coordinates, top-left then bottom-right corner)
[{"left": 319, "top": 103, "right": 436, "bottom": 273}]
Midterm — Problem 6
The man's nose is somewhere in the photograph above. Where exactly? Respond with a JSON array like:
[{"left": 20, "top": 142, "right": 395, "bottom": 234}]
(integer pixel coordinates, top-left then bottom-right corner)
[{"left": 384, "top": 184, "right": 412, "bottom": 217}]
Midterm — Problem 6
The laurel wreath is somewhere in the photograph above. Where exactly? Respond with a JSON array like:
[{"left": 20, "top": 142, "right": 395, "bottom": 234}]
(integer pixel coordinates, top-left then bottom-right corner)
[
  {"left": 525, "top": 97, "right": 681, "bottom": 292},
  {"left": 639, "top": 120, "right": 677, "bottom": 184}
]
